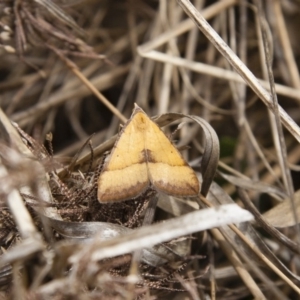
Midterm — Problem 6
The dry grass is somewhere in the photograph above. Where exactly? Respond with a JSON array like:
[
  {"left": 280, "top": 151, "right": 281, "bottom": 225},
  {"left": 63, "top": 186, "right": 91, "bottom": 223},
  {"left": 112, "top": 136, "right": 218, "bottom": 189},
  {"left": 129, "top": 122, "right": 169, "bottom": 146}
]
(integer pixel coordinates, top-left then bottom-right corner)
[{"left": 1, "top": 0, "right": 300, "bottom": 299}]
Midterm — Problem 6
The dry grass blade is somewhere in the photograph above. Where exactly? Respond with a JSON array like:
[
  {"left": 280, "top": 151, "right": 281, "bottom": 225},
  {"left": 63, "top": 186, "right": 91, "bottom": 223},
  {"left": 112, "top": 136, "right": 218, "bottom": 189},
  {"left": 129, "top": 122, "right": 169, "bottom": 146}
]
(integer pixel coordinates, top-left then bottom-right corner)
[
  {"left": 205, "top": 182, "right": 300, "bottom": 295},
  {"left": 70, "top": 204, "right": 253, "bottom": 262},
  {"left": 178, "top": 0, "right": 300, "bottom": 143},
  {"left": 238, "top": 189, "right": 299, "bottom": 254},
  {"left": 138, "top": 50, "right": 300, "bottom": 101},
  {"left": 255, "top": 0, "right": 299, "bottom": 240},
  {"left": 219, "top": 172, "right": 286, "bottom": 198},
  {"left": 33, "top": 0, "right": 86, "bottom": 36},
  {"left": 263, "top": 190, "right": 300, "bottom": 228}
]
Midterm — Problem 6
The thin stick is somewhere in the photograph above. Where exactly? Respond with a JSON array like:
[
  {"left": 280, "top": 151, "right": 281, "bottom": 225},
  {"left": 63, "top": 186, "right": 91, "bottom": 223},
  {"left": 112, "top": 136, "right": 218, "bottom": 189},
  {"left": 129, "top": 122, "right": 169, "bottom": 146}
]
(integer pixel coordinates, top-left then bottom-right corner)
[
  {"left": 130, "top": 195, "right": 159, "bottom": 265},
  {"left": 255, "top": 0, "right": 299, "bottom": 244},
  {"left": 177, "top": 0, "right": 300, "bottom": 143},
  {"left": 47, "top": 46, "right": 127, "bottom": 124},
  {"left": 138, "top": 50, "right": 300, "bottom": 102},
  {"left": 200, "top": 195, "right": 300, "bottom": 295},
  {"left": 272, "top": 0, "right": 300, "bottom": 89},
  {"left": 127, "top": 195, "right": 159, "bottom": 300}
]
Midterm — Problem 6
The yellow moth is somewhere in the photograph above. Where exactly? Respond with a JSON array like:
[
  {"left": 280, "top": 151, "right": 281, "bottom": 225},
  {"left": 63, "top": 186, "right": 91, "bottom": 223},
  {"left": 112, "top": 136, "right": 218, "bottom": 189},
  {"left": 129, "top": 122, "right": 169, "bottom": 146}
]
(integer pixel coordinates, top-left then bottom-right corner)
[{"left": 98, "top": 104, "right": 200, "bottom": 203}]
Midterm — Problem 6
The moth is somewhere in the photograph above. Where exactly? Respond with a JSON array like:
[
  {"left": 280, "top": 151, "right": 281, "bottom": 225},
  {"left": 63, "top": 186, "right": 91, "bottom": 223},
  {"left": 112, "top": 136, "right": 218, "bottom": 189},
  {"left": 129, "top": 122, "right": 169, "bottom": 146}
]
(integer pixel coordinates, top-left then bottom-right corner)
[{"left": 98, "top": 104, "right": 200, "bottom": 202}]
